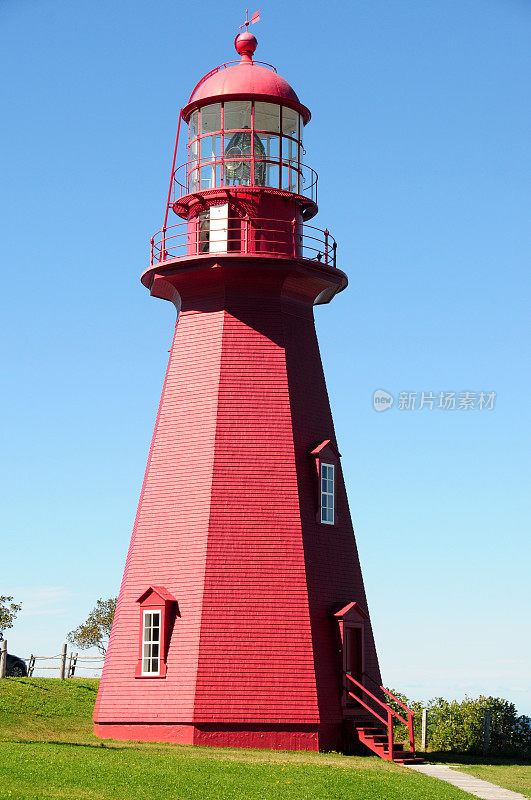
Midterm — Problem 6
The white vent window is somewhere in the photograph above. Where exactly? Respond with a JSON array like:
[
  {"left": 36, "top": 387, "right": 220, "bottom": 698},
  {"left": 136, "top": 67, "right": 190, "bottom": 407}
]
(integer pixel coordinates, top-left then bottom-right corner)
[
  {"left": 142, "top": 610, "right": 161, "bottom": 675},
  {"left": 320, "top": 463, "right": 335, "bottom": 525},
  {"left": 197, "top": 204, "right": 228, "bottom": 254}
]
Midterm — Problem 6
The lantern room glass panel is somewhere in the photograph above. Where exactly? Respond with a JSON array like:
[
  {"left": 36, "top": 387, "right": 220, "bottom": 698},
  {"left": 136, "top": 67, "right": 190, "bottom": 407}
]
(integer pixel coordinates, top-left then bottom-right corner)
[
  {"left": 200, "top": 103, "right": 221, "bottom": 134},
  {"left": 187, "top": 101, "right": 304, "bottom": 194},
  {"left": 254, "top": 102, "right": 280, "bottom": 133},
  {"left": 190, "top": 110, "right": 199, "bottom": 139},
  {"left": 224, "top": 101, "right": 251, "bottom": 131},
  {"left": 281, "top": 107, "right": 299, "bottom": 139}
]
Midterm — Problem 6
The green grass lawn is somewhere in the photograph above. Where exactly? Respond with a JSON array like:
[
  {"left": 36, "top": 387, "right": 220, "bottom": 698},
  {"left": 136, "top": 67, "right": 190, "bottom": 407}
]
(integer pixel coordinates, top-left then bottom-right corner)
[
  {"left": 448, "top": 761, "right": 530, "bottom": 797},
  {"left": 0, "top": 678, "right": 510, "bottom": 800}
]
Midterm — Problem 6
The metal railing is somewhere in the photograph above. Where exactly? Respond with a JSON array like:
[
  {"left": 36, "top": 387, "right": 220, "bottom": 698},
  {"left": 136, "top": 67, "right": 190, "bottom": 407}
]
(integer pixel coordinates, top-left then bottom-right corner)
[
  {"left": 172, "top": 159, "right": 318, "bottom": 205},
  {"left": 149, "top": 217, "right": 337, "bottom": 268},
  {"left": 346, "top": 672, "right": 416, "bottom": 759}
]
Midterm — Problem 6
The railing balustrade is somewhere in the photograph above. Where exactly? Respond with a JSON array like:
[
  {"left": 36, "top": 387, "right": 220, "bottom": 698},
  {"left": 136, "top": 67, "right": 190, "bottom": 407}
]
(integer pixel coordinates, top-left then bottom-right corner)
[
  {"left": 149, "top": 218, "right": 337, "bottom": 268},
  {"left": 171, "top": 159, "right": 318, "bottom": 205},
  {"left": 345, "top": 672, "right": 417, "bottom": 759}
]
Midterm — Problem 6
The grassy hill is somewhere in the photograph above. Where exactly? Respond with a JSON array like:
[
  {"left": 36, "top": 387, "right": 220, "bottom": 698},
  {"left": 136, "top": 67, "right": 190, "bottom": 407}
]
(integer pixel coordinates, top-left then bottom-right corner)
[{"left": 0, "top": 678, "right": 499, "bottom": 799}]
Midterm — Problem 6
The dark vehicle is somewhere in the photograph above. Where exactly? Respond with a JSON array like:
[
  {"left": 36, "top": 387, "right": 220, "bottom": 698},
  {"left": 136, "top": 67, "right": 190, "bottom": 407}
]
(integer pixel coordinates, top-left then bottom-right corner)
[{"left": 6, "top": 654, "right": 27, "bottom": 677}]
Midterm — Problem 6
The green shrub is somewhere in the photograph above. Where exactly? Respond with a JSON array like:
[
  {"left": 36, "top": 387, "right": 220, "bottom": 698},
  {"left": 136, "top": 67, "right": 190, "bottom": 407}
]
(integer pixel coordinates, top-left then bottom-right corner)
[
  {"left": 428, "top": 696, "right": 531, "bottom": 756},
  {"left": 384, "top": 689, "right": 423, "bottom": 745},
  {"left": 384, "top": 690, "right": 531, "bottom": 757}
]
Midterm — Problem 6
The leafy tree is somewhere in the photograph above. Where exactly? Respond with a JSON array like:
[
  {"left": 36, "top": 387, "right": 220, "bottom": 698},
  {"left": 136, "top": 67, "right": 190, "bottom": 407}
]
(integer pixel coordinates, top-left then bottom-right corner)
[
  {"left": 0, "top": 596, "right": 22, "bottom": 640},
  {"left": 68, "top": 597, "right": 117, "bottom": 655}
]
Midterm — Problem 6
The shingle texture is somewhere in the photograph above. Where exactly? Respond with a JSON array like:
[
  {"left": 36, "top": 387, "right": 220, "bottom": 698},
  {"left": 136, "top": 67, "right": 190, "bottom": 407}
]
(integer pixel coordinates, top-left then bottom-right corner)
[{"left": 94, "top": 261, "right": 380, "bottom": 746}]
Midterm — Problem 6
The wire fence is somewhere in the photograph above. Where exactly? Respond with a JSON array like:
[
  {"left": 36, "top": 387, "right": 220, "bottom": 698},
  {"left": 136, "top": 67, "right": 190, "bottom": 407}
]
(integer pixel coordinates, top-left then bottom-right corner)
[{"left": 0, "top": 641, "right": 104, "bottom": 679}]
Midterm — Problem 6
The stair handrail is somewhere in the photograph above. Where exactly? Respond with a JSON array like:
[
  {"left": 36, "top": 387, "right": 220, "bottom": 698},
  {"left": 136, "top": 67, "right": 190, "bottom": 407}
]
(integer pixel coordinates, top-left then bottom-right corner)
[
  {"left": 345, "top": 674, "right": 394, "bottom": 760},
  {"left": 344, "top": 680, "right": 387, "bottom": 726},
  {"left": 362, "top": 672, "right": 415, "bottom": 753},
  {"left": 345, "top": 674, "right": 407, "bottom": 725}
]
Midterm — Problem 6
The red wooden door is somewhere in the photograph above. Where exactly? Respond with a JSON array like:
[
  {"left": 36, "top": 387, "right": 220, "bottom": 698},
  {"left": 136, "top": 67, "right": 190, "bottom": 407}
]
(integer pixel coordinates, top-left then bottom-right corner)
[{"left": 345, "top": 627, "right": 363, "bottom": 707}]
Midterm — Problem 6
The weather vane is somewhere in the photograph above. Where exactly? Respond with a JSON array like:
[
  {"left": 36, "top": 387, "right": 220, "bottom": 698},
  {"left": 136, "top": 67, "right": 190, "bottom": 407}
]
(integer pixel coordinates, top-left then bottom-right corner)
[{"left": 239, "top": 8, "right": 260, "bottom": 30}]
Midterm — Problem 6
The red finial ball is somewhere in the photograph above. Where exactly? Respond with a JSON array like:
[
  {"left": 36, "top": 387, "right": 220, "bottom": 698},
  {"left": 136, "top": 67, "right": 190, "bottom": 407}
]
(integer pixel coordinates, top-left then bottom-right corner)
[{"left": 234, "top": 32, "right": 257, "bottom": 59}]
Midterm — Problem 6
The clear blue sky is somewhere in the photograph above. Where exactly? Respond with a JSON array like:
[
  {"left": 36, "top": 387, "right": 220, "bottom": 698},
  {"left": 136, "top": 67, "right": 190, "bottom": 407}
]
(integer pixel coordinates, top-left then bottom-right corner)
[{"left": 1, "top": 0, "right": 529, "bottom": 713}]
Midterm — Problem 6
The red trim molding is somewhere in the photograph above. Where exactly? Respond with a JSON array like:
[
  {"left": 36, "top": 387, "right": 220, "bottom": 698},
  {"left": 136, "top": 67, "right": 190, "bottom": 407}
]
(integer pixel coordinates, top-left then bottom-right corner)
[
  {"left": 310, "top": 440, "right": 341, "bottom": 526},
  {"left": 135, "top": 586, "right": 178, "bottom": 678}
]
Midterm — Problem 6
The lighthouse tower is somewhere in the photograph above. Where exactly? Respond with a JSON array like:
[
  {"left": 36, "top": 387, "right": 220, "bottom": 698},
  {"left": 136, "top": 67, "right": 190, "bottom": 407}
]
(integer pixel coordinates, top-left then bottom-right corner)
[{"left": 93, "top": 28, "right": 385, "bottom": 753}]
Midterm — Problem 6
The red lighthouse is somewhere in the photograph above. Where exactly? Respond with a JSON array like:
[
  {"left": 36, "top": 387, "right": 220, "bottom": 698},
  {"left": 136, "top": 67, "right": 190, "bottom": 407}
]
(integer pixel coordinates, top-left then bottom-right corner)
[{"left": 93, "top": 27, "right": 416, "bottom": 757}]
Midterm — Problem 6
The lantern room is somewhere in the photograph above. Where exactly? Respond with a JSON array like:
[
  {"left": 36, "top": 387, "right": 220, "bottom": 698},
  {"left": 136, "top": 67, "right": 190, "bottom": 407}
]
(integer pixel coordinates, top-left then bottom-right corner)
[
  {"left": 177, "top": 32, "right": 313, "bottom": 207},
  {"left": 146, "top": 30, "right": 340, "bottom": 288},
  {"left": 186, "top": 100, "right": 304, "bottom": 195}
]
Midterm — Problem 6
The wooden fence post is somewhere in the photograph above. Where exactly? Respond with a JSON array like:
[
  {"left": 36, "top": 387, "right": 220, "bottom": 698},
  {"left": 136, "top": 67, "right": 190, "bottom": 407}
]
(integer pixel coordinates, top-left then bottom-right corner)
[
  {"left": 483, "top": 711, "right": 492, "bottom": 756},
  {"left": 0, "top": 640, "right": 7, "bottom": 678},
  {"left": 59, "top": 643, "right": 67, "bottom": 680},
  {"left": 28, "top": 655, "right": 35, "bottom": 677},
  {"left": 421, "top": 708, "right": 428, "bottom": 751}
]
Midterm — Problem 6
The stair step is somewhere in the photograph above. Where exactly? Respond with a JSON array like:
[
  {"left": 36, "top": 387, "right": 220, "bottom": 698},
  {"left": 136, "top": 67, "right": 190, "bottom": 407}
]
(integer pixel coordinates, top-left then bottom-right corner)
[
  {"left": 374, "top": 747, "right": 412, "bottom": 757},
  {"left": 354, "top": 722, "right": 421, "bottom": 764},
  {"left": 380, "top": 743, "right": 407, "bottom": 750},
  {"left": 356, "top": 727, "right": 384, "bottom": 734}
]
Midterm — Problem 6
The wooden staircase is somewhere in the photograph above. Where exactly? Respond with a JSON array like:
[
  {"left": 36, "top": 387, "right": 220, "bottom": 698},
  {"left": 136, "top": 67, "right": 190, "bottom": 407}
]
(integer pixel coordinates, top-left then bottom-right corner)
[
  {"left": 356, "top": 726, "right": 424, "bottom": 764},
  {"left": 345, "top": 673, "right": 424, "bottom": 764}
]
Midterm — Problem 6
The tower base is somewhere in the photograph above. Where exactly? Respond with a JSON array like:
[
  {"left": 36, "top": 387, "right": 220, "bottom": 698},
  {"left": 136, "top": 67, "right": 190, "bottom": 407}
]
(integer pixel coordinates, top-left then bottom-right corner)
[{"left": 93, "top": 722, "right": 345, "bottom": 751}]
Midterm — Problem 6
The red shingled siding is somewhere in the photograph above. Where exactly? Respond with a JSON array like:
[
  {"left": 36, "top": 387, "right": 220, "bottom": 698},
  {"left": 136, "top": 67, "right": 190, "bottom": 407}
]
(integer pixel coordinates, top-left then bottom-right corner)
[
  {"left": 194, "top": 301, "right": 317, "bottom": 723},
  {"left": 282, "top": 308, "right": 382, "bottom": 724},
  {"left": 94, "top": 303, "right": 225, "bottom": 723},
  {"left": 94, "top": 262, "right": 380, "bottom": 745}
]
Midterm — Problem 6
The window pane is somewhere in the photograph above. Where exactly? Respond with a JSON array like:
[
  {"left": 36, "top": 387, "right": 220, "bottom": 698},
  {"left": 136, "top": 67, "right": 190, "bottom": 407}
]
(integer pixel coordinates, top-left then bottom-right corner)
[
  {"left": 255, "top": 102, "right": 280, "bottom": 133},
  {"left": 281, "top": 165, "right": 291, "bottom": 191},
  {"left": 263, "top": 135, "right": 280, "bottom": 161},
  {"left": 200, "top": 136, "right": 215, "bottom": 159},
  {"left": 224, "top": 101, "right": 251, "bottom": 131},
  {"left": 190, "top": 139, "right": 198, "bottom": 161},
  {"left": 282, "top": 107, "right": 298, "bottom": 138},
  {"left": 200, "top": 164, "right": 214, "bottom": 189},
  {"left": 190, "top": 111, "right": 198, "bottom": 139},
  {"left": 282, "top": 136, "right": 296, "bottom": 161},
  {"left": 321, "top": 463, "right": 334, "bottom": 525},
  {"left": 189, "top": 168, "right": 199, "bottom": 192},
  {"left": 200, "top": 103, "right": 221, "bottom": 134},
  {"left": 263, "top": 161, "right": 279, "bottom": 188}
]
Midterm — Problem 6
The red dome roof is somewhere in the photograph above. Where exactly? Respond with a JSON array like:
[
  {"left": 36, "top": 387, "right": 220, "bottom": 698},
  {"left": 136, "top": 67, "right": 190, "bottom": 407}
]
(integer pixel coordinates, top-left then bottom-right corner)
[{"left": 182, "top": 35, "right": 310, "bottom": 124}]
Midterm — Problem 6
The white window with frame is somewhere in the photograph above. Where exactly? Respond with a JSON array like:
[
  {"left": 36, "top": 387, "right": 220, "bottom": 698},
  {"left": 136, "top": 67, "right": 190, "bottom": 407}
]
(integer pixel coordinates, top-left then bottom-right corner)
[
  {"left": 320, "top": 462, "right": 335, "bottom": 525},
  {"left": 142, "top": 610, "right": 161, "bottom": 675}
]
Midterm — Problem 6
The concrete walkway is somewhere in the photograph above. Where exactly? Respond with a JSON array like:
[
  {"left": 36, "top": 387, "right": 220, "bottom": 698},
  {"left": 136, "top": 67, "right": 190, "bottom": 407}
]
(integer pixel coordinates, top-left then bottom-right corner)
[{"left": 407, "top": 763, "right": 528, "bottom": 800}]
